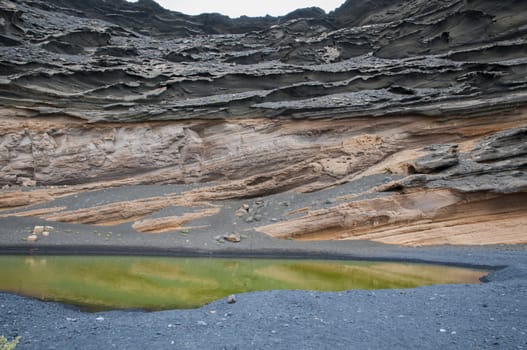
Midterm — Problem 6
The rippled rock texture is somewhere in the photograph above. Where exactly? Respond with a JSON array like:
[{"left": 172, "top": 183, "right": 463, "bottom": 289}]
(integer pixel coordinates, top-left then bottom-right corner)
[{"left": 1, "top": 0, "right": 526, "bottom": 246}]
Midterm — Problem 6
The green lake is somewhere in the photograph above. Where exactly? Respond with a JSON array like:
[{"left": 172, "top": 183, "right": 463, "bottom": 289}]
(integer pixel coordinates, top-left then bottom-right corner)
[{"left": 0, "top": 255, "right": 487, "bottom": 311}]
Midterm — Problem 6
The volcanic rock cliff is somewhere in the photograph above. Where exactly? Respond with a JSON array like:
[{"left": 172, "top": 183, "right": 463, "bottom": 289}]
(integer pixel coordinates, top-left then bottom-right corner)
[{"left": 0, "top": 0, "right": 526, "bottom": 246}]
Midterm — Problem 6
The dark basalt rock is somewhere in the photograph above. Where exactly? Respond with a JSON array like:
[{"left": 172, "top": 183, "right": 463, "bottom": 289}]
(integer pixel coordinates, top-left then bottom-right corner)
[
  {"left": 95, "top": 46, "right": 138, "bottom": 57},
  {"left": 0, "top": 33, "right": 19, "bottom": 46},
  {"left": 385, "top": 127, "right": 527, "bottom": 194},
  {"left": 279, "top": 7, "right": 327, "bottom": 23},
  {"left": 471, "top": 127, "right": 527, "bottom": 163},
  {"left": 42, "top": 40, "right": 85, "bottom": 55},
  {"left": 54, "top": 29, "right": 111, "bottom": 47},
  {"left": 0, "top": 0, "right": 526, "bottom": 123},
  {"left": 410, "top": 144, "right": 459, "bottom": 174}
]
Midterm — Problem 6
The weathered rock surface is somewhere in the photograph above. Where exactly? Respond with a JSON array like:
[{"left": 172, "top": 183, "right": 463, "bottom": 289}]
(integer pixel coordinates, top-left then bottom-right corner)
[
  {"left": 2, "top": 0, "right": 527, "bottom": 122},
  {"left": 0, "top": 0, "right": 526, "bottom": 246}
]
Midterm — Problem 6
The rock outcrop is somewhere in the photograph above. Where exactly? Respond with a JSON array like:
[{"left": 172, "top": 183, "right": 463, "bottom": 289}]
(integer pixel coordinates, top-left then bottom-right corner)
[{"left": 0, "top": 0, "right": 526, "bottom": 246}]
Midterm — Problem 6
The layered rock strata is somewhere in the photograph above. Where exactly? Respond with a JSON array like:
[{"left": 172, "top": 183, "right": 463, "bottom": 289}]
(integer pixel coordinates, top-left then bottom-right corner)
[{"left": 0, "top": 0, "right": 526, "bottom": 246}]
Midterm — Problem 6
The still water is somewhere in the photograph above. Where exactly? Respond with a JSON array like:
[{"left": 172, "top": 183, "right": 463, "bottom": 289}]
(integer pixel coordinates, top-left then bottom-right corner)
[{"left": 0, "top": 255, "right": 486, "bottom": 311}]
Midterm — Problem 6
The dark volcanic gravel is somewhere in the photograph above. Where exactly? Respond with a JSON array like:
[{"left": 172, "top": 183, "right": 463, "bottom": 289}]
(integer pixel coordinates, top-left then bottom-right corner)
[{"left": 1, "top": 247, "right": 526, "bottom": 350}]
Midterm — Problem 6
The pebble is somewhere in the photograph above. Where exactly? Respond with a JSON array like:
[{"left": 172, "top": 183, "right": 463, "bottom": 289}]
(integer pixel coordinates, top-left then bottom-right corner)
[
  {"left": 33, "top": 226, "right": 44, "bottom": 235},
  {"left": 224, "top": 233, "right": 241, "bottom": 243},
  {"left": 27, "top": 235, "right": 38, "bottom": 242},
  {"left": 19, "top": 177, "right": 36, "bottom": 187},
  {"left": 197, "top": 321, "right": 207, "bottom": 326},
  {"left": 96, "top": 317, "right": 105, "bottom": 321},
  {"left": 227, "top": 295, "right": 237, "bottom": 304}
]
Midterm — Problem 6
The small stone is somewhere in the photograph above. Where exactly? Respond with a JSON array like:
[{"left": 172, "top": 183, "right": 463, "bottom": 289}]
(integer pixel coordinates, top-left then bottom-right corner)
[
  {"left": 439, "top": 329, "right": 447, "bottom": 333},
  {"left": 197, "top": 321, "right": 207, "bottom": 326},
  {"left": 224, "top": 233, "right": 241, "bottom": 243},
  {"left": 227, "top": 294, "right": 237, "bottom": 304},
  {"left": 242, "top": 204, "right": 250, "bottom": 210},
  {"left": 42, "top": 231, "right": 50, "bottom": 237},
  {"left": 235, "top": 209, "right": 247, "bottom": 217},
  {"left": 96, "top": 316, "right": 104, "bottom": 321},
  {"left": 271, "top": 218, "right": 279, "bottom": 222},
  {"left": 27, "top": 235, "right": 38, "bottom": 242},
  {"left": 33, "top": 226, "right": 44, "bottom": 235},
  {"left": 244, "top": 216, "right": 254, "bottom": 223},
  {"left": 1, "top": 184, "right": 9, "bottom": 190},
  {"left": 18, "top": 177, "right": 36, "bottom": 187},
  {"left": 44, "top": 226, "right": 54, "bottom": 232}
]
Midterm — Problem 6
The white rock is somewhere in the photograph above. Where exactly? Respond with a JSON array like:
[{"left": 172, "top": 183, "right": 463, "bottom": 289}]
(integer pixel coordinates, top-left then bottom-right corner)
[
  {"left": 33, "top": 226, "right": 44, "bottom": 234},
  {"left": 18, "top": 177, "right": 36, "bottom": 187},
  {"left": 27, "top": 235, "right": 38, "bottom": 242},
  {"left": 235, "top": 209, "right": 247, "bottom": 217},
  {"left": 42, "top": 231, "right": 50, "bottom": 237},
  {"left": 224, "top": 233, "right": 241, "bottom": 243},
  {"left": 96, "top": 316, "right": 105, "bottom": 321},
  {"left": 44, "top": 226, "right": 54, "bottom": 232}
]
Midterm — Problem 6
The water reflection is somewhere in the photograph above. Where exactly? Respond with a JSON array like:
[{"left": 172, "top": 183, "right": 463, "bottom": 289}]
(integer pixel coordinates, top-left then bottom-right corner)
[{"left": 0, "top": 255, "right": 486, "bottom": 311}]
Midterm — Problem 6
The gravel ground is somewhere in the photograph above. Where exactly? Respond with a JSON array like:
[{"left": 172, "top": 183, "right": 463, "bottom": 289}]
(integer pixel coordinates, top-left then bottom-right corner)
[
  {"left": 1, "top": 246, "right": 526, "bottom": 350},
  {"left": 1, "top": 185, "right": 526, "bottom": 349}
]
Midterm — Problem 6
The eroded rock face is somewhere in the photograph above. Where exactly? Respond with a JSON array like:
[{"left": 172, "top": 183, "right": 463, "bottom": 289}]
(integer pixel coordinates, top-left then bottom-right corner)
[
  {"left": 0, "top": 0, "right": 526, "bottom": 246},
  {"left": 1, "top": 0, "right": 527, "bottom": 122}
]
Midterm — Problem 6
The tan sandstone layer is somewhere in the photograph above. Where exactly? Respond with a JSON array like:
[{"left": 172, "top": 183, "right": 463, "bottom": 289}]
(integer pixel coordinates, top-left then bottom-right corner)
[{"left": 1, "top": 107, "right": 526, "bottom": 246}]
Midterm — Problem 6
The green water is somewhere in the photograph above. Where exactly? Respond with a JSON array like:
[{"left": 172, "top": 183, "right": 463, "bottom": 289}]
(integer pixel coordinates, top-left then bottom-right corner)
[{"left": 0, "top": 255, "right": 486, "bottom": 311}]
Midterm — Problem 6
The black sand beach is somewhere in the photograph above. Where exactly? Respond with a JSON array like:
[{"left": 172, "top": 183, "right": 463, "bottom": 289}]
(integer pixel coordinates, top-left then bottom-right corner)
[{"left": 1, "top": 243, "right": 526, "bottom": 350}]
